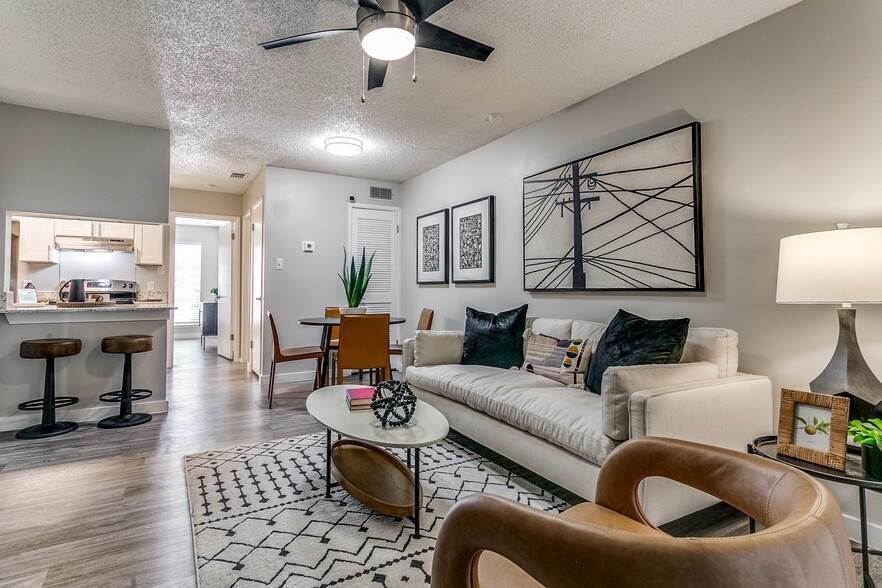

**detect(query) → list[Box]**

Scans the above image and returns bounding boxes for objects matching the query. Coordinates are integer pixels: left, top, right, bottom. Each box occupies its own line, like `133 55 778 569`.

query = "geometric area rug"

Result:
184 432 569 587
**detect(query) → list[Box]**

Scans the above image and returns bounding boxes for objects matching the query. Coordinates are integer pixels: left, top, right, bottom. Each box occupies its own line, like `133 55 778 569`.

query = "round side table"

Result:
750 435 882 588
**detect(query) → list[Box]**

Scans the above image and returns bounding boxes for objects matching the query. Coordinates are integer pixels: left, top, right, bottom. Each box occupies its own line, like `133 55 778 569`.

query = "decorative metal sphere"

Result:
371 380 416 428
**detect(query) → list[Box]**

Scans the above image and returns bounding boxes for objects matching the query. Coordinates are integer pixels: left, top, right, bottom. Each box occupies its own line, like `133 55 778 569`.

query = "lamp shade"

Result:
776 227 882 304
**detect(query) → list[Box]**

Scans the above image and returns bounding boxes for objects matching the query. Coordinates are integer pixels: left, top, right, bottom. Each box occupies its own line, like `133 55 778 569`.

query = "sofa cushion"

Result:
527 318 574 340
600 361 720 440
407 364 619 466
461 305 528 369
680 327 739 378
522 329 591 388
570 320 606 343
413 330 464 367
587 310 690 394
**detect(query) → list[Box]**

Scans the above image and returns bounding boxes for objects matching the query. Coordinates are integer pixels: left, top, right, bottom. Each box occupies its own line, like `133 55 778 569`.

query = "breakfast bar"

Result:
0 303 173 433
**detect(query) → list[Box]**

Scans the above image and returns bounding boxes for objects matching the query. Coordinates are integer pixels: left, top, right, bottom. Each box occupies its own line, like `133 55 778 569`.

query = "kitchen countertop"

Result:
1 303 175 324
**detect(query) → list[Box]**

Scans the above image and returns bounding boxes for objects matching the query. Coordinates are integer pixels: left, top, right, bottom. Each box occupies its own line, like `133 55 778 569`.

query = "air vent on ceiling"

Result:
370 186 392 201
230 172 248 179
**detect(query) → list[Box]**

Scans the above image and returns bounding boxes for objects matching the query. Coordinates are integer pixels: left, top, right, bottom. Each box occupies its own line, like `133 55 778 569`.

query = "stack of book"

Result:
346 387 375 412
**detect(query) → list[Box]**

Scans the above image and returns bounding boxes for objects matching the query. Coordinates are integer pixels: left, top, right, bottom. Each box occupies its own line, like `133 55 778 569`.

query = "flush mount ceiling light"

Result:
324 136 363 157
259 0 493 96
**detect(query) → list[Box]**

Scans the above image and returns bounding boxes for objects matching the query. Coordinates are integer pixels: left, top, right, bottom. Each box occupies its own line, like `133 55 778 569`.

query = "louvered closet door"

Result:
349 205 401 346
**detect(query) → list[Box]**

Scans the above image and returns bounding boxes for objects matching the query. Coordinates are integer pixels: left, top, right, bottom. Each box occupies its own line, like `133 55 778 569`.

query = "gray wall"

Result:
399 0 882 533
259 166 400 377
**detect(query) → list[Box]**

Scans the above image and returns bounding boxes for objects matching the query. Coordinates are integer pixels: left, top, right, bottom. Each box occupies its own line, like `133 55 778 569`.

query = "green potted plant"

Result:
848 419 882 476
338 246 375 314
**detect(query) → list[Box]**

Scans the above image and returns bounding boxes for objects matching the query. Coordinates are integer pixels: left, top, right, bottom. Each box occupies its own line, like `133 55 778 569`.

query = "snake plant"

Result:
338 247 376 308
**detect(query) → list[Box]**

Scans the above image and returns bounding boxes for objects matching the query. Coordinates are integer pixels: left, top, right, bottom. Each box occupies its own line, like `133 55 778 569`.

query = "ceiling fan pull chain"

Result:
361 52 367 103
412 25 418 83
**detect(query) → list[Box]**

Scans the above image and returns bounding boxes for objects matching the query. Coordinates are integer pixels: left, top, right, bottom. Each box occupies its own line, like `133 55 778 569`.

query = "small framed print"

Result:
776 388 850 470
451 195 495 284
17 289 37 304
416 208 449 285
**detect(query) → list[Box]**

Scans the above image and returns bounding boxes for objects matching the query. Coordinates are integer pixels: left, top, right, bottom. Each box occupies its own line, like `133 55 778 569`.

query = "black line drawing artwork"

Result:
522 122 703 291
423 224 440 271
416 208 449 285
459 214 483 269
452 195 495 284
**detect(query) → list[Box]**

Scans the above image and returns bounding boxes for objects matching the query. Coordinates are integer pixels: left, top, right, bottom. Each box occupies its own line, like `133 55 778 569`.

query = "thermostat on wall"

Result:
302 241 315 253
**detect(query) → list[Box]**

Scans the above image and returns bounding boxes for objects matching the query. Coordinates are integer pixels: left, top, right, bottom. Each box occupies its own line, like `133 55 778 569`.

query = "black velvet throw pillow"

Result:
586 309 690 395
461 304 528 369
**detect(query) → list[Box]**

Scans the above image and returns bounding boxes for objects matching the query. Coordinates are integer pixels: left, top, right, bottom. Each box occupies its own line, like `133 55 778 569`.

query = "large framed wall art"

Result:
416 208 449 284
522 122 704 292
452 195 495 284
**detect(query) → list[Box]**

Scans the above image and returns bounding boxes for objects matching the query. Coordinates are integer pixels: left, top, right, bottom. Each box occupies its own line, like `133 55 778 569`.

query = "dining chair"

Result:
267 311 324 409
334 314 392 386
390 308 434 357
324 306 341 385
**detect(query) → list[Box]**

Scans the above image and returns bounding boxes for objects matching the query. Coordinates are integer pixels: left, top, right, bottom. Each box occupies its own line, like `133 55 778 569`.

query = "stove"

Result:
59 279 138 303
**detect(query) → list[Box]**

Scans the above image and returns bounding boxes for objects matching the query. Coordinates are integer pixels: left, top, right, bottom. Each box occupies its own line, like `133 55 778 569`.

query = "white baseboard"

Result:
842 513 882 550
264 370 315 387
0 399 169 432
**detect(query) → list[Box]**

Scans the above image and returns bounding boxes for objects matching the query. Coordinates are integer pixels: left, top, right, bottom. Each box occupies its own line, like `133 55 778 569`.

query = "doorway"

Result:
169 213 240 365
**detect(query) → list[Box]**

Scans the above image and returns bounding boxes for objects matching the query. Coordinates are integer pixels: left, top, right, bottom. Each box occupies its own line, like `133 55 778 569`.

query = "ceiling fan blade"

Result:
403 0 455 22
260 28 356 50
415 22 494 61
367 58 388 90
356 0 384 10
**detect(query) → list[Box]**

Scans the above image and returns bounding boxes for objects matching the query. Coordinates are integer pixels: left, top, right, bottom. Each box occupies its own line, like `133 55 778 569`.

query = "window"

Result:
174 242 202 325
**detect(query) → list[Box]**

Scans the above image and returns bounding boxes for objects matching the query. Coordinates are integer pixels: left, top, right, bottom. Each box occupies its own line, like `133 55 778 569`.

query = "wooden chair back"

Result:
267 311 283 361
337 314 391 380
325 306 341 344
417 308 434 331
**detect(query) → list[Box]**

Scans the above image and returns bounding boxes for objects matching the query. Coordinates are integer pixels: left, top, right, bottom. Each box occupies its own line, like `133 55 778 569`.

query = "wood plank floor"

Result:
0 339 756 587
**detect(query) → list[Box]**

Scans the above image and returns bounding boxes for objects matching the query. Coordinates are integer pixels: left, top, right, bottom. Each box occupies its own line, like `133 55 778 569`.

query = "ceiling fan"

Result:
260 0 494 94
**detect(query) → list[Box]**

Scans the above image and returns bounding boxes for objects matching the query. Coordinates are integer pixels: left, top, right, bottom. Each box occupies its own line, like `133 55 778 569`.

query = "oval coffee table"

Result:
306 384 449 538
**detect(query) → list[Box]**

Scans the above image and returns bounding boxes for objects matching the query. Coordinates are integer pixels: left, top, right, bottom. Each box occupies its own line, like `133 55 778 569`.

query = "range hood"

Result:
55 235 134 252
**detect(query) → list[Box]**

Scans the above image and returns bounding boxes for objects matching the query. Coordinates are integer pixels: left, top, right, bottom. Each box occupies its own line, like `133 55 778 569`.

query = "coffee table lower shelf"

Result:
330 439 423 518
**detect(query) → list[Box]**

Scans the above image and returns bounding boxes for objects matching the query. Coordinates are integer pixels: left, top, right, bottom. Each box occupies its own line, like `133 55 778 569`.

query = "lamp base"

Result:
810 307 882 420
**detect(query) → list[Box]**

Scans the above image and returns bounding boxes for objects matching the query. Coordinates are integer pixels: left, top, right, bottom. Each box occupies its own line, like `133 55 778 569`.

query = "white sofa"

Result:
403 317 774 524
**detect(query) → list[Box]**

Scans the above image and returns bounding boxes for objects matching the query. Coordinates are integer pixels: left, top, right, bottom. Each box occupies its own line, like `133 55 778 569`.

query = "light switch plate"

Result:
302 241 315 253
147 281 155 290
275 258 284 270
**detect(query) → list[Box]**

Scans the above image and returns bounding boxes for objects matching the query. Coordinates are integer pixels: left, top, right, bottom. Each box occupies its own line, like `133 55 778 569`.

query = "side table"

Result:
750 435 882 588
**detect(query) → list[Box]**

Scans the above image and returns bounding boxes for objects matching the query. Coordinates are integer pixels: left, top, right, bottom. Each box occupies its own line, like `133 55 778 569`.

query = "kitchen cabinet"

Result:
54 219 94 237
98 222 134 239
134 224 164 266
19 217 59 263
54 220 134 239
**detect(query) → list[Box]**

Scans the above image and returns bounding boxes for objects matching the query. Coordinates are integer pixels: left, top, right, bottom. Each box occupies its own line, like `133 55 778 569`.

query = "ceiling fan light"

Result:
324 136 363 157
361 27 415 61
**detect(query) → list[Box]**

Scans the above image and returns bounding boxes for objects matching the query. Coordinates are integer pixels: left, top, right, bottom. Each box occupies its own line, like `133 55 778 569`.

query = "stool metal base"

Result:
16 421 78 439
98 413 152 428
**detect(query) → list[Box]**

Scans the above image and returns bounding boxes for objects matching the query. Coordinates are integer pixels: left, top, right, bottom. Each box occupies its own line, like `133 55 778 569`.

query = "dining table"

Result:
299 315 406 387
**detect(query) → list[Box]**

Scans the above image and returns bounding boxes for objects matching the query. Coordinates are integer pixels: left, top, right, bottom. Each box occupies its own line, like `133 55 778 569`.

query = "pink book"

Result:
346 387 375 402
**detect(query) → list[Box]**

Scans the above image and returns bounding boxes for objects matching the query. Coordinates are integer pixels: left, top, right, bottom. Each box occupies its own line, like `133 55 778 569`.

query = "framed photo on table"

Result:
416 208 449 285
451 195 495 284
776 388 849 470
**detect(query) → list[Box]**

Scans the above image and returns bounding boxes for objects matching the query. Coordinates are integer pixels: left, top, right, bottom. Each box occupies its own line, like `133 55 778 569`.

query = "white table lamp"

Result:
776 225 882 411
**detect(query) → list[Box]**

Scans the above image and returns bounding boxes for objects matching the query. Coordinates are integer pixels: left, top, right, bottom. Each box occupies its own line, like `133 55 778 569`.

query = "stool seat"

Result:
20 338 82 359
101 335 154 354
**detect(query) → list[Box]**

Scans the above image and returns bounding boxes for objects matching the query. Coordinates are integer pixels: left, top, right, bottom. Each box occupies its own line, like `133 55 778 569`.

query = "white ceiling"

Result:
0 0 801 194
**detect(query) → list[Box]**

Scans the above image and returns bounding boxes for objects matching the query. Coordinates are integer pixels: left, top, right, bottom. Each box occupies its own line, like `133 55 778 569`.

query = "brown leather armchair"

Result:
432 437 857 588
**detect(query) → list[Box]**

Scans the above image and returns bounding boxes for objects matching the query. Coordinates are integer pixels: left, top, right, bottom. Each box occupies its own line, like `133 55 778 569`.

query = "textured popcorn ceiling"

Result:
0 0 801 193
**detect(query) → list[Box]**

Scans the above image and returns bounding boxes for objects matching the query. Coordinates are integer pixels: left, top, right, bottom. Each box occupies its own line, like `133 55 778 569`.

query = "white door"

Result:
216 221 233 360
250 202 264 376
242 210 252 366
349 205 400 343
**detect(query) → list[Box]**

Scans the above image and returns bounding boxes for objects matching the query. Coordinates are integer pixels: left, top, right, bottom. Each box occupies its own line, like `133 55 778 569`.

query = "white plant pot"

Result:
339 306 367 315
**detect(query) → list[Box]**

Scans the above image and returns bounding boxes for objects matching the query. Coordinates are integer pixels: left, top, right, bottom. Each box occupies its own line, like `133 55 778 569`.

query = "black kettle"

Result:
60 279 86 302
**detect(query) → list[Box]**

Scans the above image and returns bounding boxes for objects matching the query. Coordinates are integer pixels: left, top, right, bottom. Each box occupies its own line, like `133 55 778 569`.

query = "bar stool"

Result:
16 338 82 439
98 335 154 428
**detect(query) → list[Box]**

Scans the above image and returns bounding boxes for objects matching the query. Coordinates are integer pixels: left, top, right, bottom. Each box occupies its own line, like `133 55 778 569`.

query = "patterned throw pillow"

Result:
522 329 591 388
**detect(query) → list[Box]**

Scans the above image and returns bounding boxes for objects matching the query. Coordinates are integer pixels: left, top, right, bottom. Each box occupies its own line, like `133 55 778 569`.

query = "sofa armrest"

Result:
403 338 416 374
628 375 774 452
